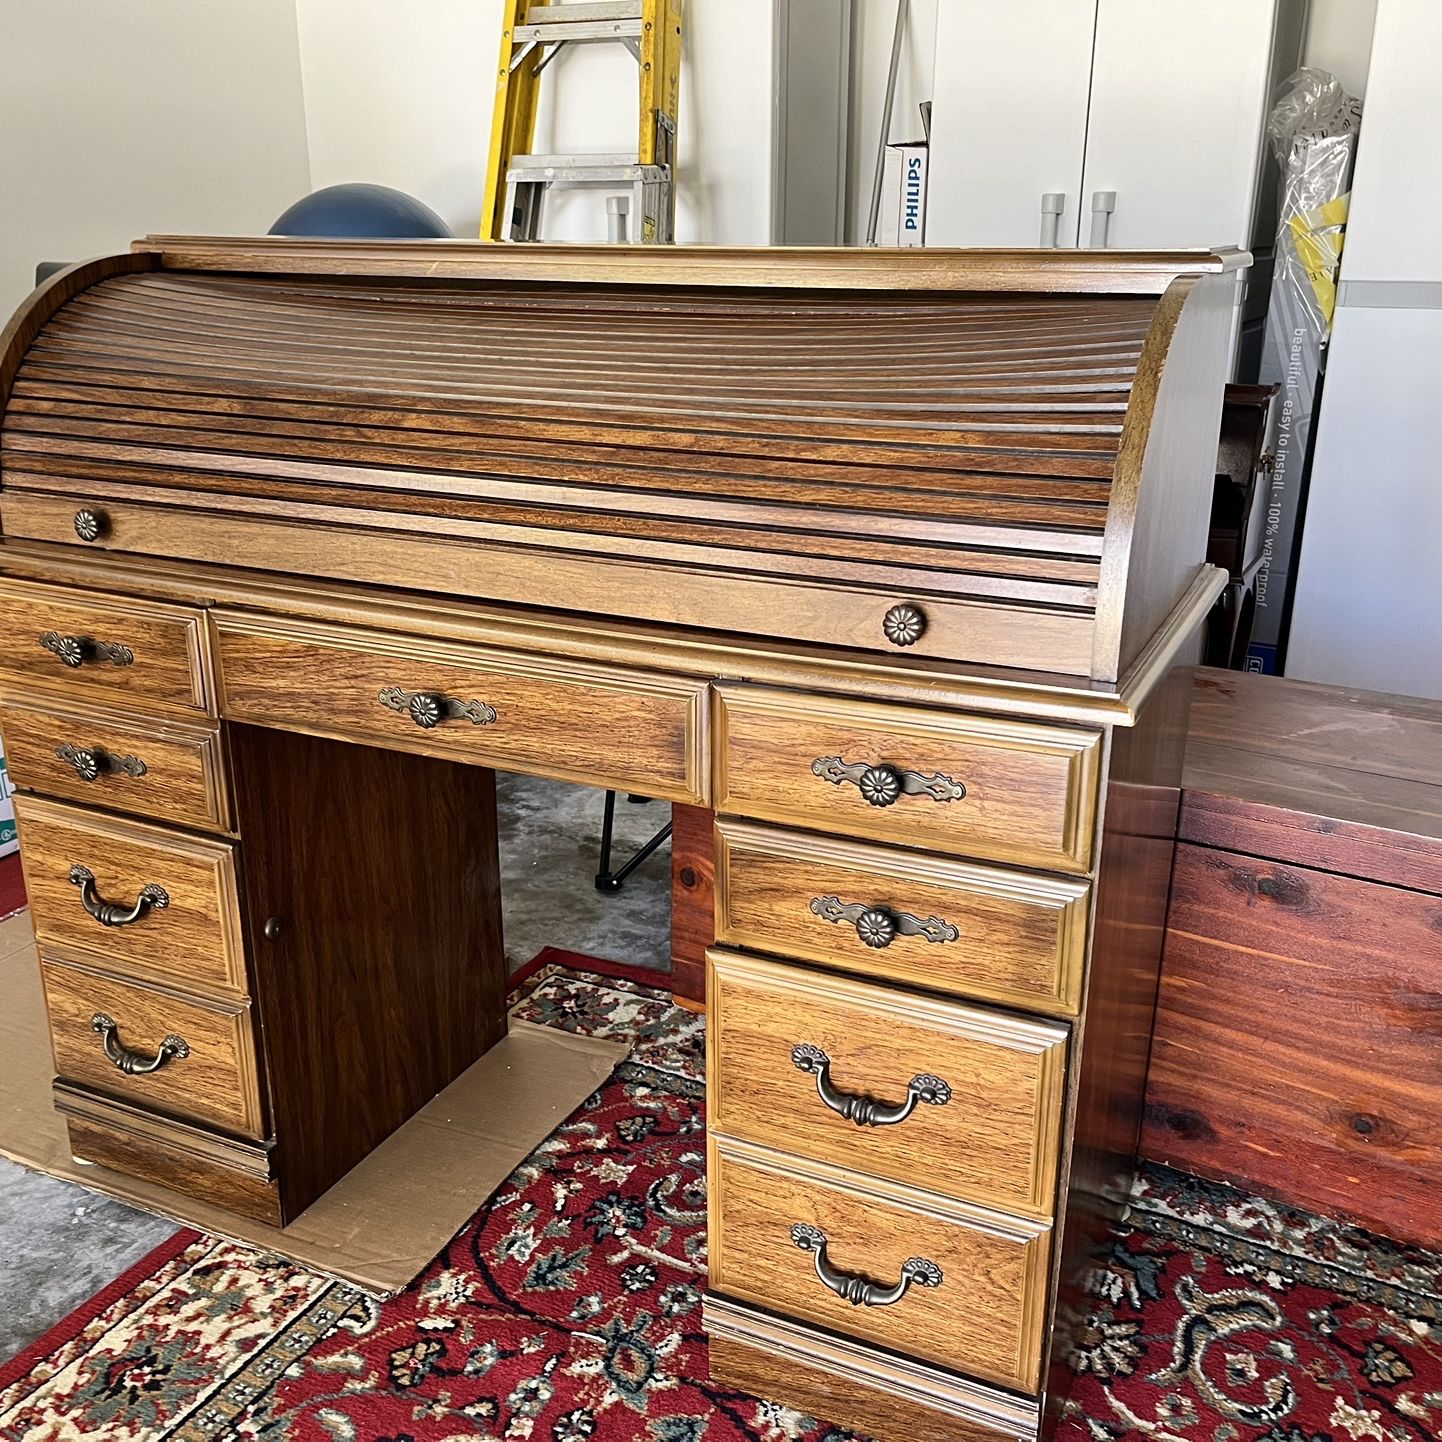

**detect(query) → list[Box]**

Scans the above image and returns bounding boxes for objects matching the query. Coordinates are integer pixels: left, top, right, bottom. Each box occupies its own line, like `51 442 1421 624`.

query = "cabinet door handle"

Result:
39 632 135 669
90 1012 189 1075
378 687 497 729
56 744 148 782
812 758 966 807
790 1223 943 1307
1089 190 1116 248
1039 192 1065 247
791 1043 952 1127
68 865 169 927
809 896 958 949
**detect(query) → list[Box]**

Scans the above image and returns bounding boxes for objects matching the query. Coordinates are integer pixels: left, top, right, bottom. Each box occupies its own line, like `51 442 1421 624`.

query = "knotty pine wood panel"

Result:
708 1136 1052 1393
715 820 1090 1014
0 575 213 715
707 951 1068 1218
715 687 1102 873
1143 843 1442 1249
0 694 230 831
14 795 246 995
211 610 707 805
40 953 265 1139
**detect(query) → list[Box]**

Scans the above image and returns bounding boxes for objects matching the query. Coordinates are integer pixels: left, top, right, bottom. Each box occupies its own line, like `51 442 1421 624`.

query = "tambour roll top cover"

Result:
0 239 1243 684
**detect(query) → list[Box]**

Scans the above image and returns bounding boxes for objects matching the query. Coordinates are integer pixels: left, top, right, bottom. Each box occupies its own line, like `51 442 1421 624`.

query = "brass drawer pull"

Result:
56 744 148 783
90 1012 189 1075
74 508 108 543
39 631 135 669
68 865 170 927
378 686 497 730
812 758 966 808
809 896 959 949
790 1223 943 1307
791 1043 952 1127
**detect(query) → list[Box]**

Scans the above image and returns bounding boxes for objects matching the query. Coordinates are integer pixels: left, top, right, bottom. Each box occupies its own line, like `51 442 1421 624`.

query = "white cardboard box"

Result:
878 141 930 247
0 739 16 859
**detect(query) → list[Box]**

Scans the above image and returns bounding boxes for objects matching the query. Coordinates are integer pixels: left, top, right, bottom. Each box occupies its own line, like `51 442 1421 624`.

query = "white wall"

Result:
0 0 311 319
294 0 774 244
1300 0 1377 98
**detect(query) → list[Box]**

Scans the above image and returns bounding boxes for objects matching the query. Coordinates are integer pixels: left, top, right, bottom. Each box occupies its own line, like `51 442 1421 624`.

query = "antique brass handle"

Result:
812 758 966 808
38 632 134 669
56 744 148 783
790 1223 943 1307
791 1043 952 1127
378 687 497 730
69 865 169 927
809 896 958 949
881 603 926 647
73 508 108 543
90 1013 189 1075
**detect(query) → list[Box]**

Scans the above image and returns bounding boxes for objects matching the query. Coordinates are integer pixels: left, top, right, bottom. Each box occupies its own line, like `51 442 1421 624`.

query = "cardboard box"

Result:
0 923 627 1295
877 102 931 247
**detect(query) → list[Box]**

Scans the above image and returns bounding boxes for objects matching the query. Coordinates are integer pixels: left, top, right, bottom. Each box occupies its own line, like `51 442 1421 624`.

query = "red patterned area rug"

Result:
0 853 25 922
3 949 1442 1442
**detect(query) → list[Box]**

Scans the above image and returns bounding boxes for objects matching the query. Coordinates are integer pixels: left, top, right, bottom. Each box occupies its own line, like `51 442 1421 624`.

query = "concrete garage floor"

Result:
0 772 673 1362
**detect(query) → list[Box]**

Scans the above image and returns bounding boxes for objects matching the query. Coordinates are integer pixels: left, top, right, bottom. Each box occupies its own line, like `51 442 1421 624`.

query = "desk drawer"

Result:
0 577 212 715
15 796 246 994
212 612 709 805
0 695 229 831
716 687 1101 873
40 954 265 1139
708 951 1067 1217
709 1136 1051 1393
716 821 1090 1014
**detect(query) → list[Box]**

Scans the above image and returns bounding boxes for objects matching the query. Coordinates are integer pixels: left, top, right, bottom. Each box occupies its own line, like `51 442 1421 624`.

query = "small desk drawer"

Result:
709 1136 1051 1393
15 796 247 994
708 951 1067 1218
0 577 212 715
0 695 230 831
716 821 1090 1014
212 612 709 805
716 687 1101 873
40 954 265 1139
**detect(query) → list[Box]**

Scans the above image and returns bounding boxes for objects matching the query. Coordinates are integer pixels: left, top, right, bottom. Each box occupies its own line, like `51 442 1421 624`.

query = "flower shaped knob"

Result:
407 692 444 728
882 603 926 647
73 509 106 543
854 908 897 949
857 764 902 808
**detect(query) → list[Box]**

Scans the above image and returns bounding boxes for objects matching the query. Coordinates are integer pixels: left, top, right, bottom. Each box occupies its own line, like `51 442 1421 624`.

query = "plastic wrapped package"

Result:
1249 69 1362 674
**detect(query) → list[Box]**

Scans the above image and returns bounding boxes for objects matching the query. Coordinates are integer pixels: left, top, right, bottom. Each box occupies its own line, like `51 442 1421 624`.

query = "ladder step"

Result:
508 153 669 184
522 1 643 21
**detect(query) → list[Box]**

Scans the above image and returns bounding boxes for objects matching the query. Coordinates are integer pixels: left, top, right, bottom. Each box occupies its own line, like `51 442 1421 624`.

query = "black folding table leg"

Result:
595 789 672 894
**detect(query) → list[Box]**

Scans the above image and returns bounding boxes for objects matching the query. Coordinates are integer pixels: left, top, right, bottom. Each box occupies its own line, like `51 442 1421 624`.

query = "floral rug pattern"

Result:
3 949 1441 1442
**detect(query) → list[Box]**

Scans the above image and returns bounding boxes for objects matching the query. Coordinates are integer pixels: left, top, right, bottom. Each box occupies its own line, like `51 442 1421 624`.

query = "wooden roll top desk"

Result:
0 238 1238 1442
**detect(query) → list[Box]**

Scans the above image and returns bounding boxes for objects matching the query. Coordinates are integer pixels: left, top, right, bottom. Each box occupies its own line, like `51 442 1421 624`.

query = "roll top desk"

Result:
0 238 1237 1441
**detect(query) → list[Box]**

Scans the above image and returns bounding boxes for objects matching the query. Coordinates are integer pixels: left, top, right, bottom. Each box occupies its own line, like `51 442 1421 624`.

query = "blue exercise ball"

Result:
270 183 451 239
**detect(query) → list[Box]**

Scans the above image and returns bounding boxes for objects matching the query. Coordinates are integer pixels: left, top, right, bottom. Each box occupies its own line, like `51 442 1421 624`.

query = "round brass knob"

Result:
74 509 106 543
407 693 444 728
857 764 902 808
882 603 926 647
855 908 897 948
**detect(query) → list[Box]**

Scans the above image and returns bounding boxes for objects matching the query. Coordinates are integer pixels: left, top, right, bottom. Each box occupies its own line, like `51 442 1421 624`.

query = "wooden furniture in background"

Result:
0 239 1238 1442
1144 668 1442 1249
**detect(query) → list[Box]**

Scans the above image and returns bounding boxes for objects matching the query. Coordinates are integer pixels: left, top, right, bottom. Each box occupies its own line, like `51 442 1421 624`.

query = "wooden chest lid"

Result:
0 240 1244 681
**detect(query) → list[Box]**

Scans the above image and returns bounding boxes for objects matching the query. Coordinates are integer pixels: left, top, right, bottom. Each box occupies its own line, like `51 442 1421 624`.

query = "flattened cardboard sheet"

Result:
0 930 627 1296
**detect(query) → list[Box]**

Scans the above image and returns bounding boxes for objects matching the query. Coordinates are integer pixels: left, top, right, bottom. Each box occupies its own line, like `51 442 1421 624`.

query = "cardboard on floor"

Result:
0 938 627 1296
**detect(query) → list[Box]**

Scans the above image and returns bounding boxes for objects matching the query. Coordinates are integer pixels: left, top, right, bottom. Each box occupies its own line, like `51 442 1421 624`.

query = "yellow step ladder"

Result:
482 0 683 243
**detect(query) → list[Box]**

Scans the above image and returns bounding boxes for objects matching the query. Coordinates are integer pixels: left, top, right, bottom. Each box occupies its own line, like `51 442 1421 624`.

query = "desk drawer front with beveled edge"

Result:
715 687 1101 873
211 611 709 806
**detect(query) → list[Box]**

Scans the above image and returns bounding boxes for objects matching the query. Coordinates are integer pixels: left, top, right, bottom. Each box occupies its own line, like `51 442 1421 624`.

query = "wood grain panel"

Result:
705 1297 1040 1442
14 795 245 994
211 610 709 806
715 820 1090 1014
715 687 1101 872
56 1082 279 1226
708 1135 1052 1393
0 575 212 714
40 952 264 1138
0 693 229 831
1143 843 1442 1249
669 803 714 1007
707 950 1068 1217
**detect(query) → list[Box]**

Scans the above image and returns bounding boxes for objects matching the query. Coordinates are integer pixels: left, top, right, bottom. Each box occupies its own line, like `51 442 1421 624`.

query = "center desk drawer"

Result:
15 796 247 995
0 577 213 715
39 954 265 1139
709 951 1067 1217
716 687 1101 873
717 821 1090 1015
212 613 709 805
710 1135 1052 1393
